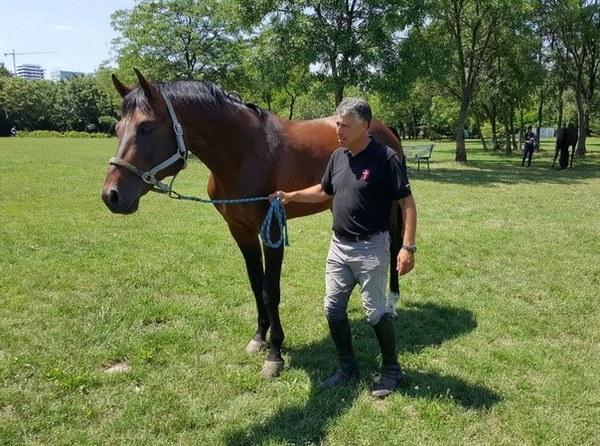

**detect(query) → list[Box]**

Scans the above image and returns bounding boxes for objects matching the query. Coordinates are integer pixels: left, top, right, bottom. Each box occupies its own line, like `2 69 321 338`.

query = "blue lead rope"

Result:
260 198 288 249
167 187 289 249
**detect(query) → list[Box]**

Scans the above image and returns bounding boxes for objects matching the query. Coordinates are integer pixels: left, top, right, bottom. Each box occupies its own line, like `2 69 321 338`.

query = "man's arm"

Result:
396 194 417 275
269 184 330 205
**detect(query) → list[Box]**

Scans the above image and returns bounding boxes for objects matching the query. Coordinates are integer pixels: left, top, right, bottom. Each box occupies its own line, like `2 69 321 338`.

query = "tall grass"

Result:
0 137 599 445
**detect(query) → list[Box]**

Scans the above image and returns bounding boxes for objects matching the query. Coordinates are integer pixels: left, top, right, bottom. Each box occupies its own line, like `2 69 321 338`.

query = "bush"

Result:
18 130 64 138
19 130 111 138
63 131 110 138
98 116 118 134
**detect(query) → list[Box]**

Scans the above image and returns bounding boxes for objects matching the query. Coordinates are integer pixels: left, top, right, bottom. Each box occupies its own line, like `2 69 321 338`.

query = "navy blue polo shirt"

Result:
321 138 411 237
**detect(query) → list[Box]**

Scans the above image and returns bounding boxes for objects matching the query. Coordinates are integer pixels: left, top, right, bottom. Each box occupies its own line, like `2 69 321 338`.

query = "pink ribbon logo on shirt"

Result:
360 169 370 181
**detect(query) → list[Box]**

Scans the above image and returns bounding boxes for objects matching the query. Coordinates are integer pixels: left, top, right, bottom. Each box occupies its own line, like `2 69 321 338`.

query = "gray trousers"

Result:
324 231 390 325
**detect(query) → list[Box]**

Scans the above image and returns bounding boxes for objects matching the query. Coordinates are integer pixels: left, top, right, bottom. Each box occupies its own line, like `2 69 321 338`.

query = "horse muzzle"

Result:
101 185 141 214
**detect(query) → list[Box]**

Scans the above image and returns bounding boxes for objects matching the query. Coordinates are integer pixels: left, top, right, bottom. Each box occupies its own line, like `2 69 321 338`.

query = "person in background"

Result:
522 126 536 167
269 98 417 398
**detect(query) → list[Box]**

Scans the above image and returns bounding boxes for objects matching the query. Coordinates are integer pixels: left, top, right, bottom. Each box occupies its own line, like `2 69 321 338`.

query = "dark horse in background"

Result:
101 70 406 378
553 125 578 169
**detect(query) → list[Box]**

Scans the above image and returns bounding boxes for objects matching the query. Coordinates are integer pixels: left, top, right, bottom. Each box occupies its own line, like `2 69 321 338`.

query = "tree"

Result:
0 77 54 131
237 0 419 106
0 63 11 78
238 19 313 119
111 0 244 85
52 76 115 132
373 20 448 126
539 0 600 156
384 80 437 140
0 64 13 134
425 0 518 162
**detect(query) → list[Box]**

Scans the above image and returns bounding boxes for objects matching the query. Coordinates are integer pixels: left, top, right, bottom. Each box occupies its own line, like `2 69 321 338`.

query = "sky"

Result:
0 0 137 78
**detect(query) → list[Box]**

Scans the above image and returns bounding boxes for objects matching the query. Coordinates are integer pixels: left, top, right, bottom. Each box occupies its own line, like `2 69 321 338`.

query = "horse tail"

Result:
380 124 404 295
385 125 407 166
389 201 403 296
387 125 400 140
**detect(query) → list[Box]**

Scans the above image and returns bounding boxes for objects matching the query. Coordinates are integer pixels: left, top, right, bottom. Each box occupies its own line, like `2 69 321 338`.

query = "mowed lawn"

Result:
0 136 599 445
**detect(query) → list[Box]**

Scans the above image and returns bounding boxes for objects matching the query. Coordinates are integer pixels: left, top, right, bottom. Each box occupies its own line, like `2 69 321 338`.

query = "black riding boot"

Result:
371 313 403 398
320 317 359 388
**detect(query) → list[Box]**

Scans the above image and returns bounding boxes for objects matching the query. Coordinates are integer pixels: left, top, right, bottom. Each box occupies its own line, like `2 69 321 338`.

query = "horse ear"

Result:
112 74 131 98
134 68 158 100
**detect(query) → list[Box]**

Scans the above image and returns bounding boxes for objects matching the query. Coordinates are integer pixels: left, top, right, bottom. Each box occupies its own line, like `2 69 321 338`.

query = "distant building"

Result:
537 127 555 138
50 70 85 81
15 64 44 80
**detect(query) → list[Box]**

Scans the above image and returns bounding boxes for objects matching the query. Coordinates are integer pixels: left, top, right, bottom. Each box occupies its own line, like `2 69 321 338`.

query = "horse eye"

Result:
138 124 153 135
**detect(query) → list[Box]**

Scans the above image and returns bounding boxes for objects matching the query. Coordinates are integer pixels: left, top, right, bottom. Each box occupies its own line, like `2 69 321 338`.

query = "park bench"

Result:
402 144 434 172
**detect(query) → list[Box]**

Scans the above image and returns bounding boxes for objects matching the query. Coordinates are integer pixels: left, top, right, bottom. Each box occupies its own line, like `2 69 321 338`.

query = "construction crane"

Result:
3 49 58 74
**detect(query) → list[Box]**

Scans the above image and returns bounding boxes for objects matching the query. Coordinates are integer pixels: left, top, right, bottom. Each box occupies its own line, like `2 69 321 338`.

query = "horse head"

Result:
101 69 188 214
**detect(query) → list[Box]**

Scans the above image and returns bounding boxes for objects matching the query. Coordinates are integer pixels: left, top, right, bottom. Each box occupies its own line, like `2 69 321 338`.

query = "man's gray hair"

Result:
337 98 372 123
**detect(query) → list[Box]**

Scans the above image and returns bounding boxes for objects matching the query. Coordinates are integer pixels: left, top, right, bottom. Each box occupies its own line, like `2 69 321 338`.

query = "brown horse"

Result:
101 69 405 378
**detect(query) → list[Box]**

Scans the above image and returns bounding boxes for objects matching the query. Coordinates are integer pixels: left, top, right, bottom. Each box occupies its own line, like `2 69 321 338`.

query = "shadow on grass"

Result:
407 152 600 187
224 302 499 446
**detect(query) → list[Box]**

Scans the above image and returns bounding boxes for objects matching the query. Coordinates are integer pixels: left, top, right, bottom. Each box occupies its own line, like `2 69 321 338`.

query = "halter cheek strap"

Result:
108 91 188 193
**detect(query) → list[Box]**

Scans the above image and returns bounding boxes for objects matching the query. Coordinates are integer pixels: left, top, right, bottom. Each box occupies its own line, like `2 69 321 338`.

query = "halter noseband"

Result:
108 91 188 193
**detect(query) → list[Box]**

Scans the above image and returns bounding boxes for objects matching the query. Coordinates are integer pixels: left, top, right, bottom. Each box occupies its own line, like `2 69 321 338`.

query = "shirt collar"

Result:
344 137 376 158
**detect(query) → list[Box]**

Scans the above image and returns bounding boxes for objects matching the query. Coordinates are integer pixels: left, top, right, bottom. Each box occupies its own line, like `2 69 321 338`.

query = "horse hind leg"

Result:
559 145 569 170
570 145 576 168
552 147 560 168
388 242 400 318
389 231 400 296
387 203 402 317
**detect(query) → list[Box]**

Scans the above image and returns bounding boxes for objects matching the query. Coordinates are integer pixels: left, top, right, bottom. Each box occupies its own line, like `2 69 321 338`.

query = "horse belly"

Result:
285 201 332 220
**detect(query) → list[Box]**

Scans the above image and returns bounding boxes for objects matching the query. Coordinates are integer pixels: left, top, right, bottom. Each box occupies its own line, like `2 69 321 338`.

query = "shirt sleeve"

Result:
321 154 335 196
387 152 412 200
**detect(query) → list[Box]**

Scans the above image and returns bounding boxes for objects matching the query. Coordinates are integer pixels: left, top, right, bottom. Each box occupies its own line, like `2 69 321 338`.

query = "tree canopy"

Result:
3 0 600 163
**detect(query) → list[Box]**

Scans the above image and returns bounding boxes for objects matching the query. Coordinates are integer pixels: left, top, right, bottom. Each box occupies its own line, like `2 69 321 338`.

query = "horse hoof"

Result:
245 339 267 354
260 360 284 379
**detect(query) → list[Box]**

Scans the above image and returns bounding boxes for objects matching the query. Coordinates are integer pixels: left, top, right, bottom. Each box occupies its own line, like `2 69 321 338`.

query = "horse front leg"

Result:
237 242 270 354
259 244 285 378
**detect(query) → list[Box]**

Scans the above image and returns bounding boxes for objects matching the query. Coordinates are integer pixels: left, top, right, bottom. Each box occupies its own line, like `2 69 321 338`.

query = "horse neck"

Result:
180 105 259 179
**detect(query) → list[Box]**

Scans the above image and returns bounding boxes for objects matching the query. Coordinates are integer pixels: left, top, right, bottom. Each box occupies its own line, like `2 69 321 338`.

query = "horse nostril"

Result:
109 189 120 206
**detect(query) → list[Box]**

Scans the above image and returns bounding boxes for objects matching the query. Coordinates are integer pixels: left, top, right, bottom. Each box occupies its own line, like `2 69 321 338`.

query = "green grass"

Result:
0 137 599 445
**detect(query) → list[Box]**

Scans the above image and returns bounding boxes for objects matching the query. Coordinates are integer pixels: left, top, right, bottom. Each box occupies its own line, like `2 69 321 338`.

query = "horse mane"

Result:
122 79 262 116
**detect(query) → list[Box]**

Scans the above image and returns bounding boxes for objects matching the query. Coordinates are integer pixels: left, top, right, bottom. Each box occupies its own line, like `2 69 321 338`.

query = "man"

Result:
269 98 417 398
522 125 536 167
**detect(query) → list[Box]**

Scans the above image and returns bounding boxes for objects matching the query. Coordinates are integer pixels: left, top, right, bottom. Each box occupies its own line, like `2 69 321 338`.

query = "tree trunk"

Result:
519 107 525 152
410 108 417 140
455 104 469 163
287 95 296 120
476 118 488 150
334 79 344 107
510 105 518 153
557 83 564 130
503 111 512 155
491 117 498 150
575 88 586 156
536 90 544 143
